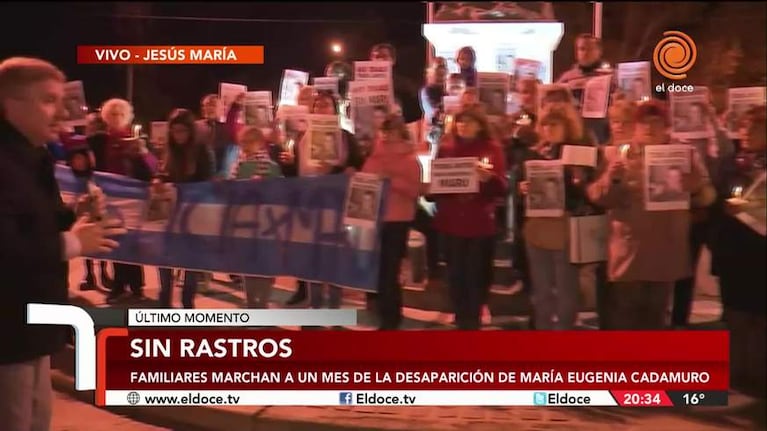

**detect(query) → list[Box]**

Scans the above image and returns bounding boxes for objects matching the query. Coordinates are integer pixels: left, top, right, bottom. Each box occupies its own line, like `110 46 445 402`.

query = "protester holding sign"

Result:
369 43 422 124
156 108 213 309
556 33 612 145
587 101 712 330
228 126 287 309
99 98 155 303
517 108 590 330
708 105 766 396
362 114 421 329
456 46 477 88
432 106 507 329
196 94 237 179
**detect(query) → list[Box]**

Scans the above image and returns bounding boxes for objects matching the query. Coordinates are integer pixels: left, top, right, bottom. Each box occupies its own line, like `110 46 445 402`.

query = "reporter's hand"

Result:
70 216 128 255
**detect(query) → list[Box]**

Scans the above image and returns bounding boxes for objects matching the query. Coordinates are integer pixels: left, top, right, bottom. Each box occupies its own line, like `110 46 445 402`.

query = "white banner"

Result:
105 390 618 407
429 157 479 194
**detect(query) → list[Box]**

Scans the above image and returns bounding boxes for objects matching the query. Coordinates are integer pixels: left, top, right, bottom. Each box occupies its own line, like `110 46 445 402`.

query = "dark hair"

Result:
381 113 410 140
165 108 206 181
575 33 602 49
201 94 218 105
544 87 572 104
456 46 476 66
313 90 338 114
453 106 492 141
167 109 197 145
370 43 396 61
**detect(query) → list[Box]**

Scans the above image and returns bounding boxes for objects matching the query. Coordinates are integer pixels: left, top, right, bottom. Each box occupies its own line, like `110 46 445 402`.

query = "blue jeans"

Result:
309 283 342 309
526 245 580 330
159 268 200 309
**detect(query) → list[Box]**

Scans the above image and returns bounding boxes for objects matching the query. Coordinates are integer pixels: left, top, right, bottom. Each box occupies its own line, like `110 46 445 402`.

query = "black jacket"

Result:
1 119 75 364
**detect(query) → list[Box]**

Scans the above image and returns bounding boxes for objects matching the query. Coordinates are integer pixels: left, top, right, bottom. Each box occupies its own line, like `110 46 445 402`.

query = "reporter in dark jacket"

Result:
0 57 124 431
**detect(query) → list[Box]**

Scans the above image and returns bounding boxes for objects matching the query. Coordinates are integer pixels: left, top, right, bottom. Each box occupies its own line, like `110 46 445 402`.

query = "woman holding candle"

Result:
99 98 156 303
516 108 591 330
708 105 766 396
433 106 508 329
587 101 713 330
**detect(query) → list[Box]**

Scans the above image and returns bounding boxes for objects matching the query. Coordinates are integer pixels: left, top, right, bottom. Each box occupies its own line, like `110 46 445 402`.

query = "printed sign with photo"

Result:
643 144 692 211
312 76 340 97
300 114 343 176
429 157 479 194
477 72 510 117
561 145 598 167
495 45 516 73
219 82 247 123
443 95 461 115
354 60 394 105
525 159 565 218
513 58 542 83
581 74 612 119
726 87 767 138
278 69 309 106
63 81 88 126
244 91 273 128
343 172 383 228
349 80 392 153
150 121 168 150
617 61 652 102
275 104 309 143
670 86 712 140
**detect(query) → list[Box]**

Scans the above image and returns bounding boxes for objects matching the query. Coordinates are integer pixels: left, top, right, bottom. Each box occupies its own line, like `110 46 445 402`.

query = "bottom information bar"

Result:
106 390 620 407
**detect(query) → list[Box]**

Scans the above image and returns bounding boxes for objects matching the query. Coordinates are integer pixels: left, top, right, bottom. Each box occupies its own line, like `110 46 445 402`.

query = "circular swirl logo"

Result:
653 31 697 80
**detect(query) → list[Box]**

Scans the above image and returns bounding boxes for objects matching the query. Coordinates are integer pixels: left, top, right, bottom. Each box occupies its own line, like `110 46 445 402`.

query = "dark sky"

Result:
0 2 427 122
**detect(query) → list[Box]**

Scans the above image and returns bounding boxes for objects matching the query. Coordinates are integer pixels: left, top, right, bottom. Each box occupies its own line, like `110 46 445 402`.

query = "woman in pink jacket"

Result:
362 114 421 329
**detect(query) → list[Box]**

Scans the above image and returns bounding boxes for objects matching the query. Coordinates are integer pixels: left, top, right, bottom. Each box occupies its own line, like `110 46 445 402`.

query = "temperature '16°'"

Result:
682 392 705 405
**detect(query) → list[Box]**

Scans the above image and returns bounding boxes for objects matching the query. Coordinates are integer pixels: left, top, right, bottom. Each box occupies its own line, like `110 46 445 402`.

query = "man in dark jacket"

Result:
369 43 423 124
0 57 125 431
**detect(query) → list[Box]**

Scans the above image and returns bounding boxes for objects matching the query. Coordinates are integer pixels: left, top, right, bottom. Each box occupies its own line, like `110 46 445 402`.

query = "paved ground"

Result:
54 254 765 431
66 259 723 331
52 391 169 431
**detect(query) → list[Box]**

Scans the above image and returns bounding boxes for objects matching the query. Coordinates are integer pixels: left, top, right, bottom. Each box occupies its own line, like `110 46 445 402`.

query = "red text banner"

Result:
76 46 264 64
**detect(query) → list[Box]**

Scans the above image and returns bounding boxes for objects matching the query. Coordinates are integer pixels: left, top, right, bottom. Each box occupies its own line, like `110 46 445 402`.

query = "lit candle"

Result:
619 144 630 159
286 138 295 153
133 124 142 138
640 96 650 103
598 62 612 72
732 185 743 198
481 157 490 165
516 113 531 126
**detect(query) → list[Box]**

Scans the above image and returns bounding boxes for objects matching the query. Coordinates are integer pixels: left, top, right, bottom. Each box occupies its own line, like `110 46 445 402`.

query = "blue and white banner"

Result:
55 165 385 292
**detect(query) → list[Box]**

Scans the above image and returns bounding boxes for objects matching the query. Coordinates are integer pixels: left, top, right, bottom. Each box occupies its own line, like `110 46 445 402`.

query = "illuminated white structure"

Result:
423 22 564 83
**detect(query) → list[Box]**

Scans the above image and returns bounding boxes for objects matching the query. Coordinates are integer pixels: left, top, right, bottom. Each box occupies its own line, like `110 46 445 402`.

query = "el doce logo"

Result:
653 31 697 80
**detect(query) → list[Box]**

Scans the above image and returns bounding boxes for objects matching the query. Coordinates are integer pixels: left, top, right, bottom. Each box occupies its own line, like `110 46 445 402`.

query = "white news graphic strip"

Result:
128 309 358 327
27 304 96 391
105 390 618 406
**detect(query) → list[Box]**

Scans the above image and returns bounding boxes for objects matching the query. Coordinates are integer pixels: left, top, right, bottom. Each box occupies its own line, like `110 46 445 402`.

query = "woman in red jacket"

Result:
433 106 508 329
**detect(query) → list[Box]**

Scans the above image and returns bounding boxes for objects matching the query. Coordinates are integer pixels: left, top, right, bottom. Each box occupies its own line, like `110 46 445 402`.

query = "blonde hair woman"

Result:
517 108 591 330
98 97 156 304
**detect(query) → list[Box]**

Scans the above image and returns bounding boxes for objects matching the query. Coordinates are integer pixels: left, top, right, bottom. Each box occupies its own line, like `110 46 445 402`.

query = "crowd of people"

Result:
1 32 765 428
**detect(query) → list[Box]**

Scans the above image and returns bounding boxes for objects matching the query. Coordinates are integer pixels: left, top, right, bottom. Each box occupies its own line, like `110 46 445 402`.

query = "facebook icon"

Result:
339 392 353 405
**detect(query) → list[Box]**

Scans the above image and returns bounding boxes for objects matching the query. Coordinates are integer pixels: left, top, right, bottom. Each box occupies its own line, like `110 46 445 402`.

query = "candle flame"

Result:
619 144 630 158
732 186 743 198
